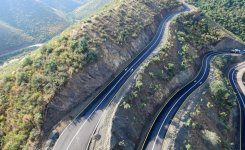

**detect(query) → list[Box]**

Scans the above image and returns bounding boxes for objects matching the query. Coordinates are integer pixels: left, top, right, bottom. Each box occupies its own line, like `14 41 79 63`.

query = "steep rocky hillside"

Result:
0 0 183 149
91 11 244 149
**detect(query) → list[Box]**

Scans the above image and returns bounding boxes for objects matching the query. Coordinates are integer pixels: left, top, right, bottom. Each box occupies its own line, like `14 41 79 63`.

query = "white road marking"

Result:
54 8 190 150
85 112 104 150
151 54 213 150
85 89 129 150
228 63 245 150
229 65 245 107
60 10 174 150
65 69 129 150
150 57 244 150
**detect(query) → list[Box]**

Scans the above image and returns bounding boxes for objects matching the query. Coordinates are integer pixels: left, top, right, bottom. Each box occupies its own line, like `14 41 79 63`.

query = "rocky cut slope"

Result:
0 0 184 149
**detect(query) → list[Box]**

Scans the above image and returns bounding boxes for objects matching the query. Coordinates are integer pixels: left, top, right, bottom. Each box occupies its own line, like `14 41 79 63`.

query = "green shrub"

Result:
47 60 58 72
189 0 245 40
40 46 53 55
22 57 33 67
210 80 228 99
186 144 191 150
70 40 79 50
79 37 89 53
47 48 53 54
184 118 192 127
34 59 43 68
31 75 44 90
40 46 47 54
86 51 97 63
116 29 128 44
16 72 29 85
3 82 12 93
167 63 174 71
135 80 143 90
166 63 175 76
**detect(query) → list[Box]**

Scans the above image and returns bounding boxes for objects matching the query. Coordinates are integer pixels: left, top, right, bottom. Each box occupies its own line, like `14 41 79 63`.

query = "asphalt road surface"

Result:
53 4 191 150
228 63 245 150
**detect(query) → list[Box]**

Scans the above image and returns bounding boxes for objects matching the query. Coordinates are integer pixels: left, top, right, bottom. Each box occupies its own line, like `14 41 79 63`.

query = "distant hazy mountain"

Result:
73 0 112 20
39 0 90 12
0 21 34 55
0 0 69 42
0 0 111 54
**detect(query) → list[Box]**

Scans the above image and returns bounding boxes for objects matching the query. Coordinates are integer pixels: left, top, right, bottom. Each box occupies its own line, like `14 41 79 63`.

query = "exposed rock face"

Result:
42 0 184 141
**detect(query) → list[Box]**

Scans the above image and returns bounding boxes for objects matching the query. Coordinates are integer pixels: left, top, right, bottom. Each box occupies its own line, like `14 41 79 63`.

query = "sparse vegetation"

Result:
175 12 224 68
118 140 126 147
185 143 191 150
123 12 226 105
174 55 240 150
184 118 192 127
211 56 236 123
165 63 175 76
121 102 131 110
201 129 221 146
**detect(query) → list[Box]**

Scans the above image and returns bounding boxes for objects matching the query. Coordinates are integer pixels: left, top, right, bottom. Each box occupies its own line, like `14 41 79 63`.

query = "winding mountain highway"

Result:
141 51 220 150
228 63 245 150
53 4 191 150
141 53 244 150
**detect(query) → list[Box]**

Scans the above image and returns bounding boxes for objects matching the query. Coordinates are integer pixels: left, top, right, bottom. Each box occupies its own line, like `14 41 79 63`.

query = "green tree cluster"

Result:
189 0 245 40
175 12 224 68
